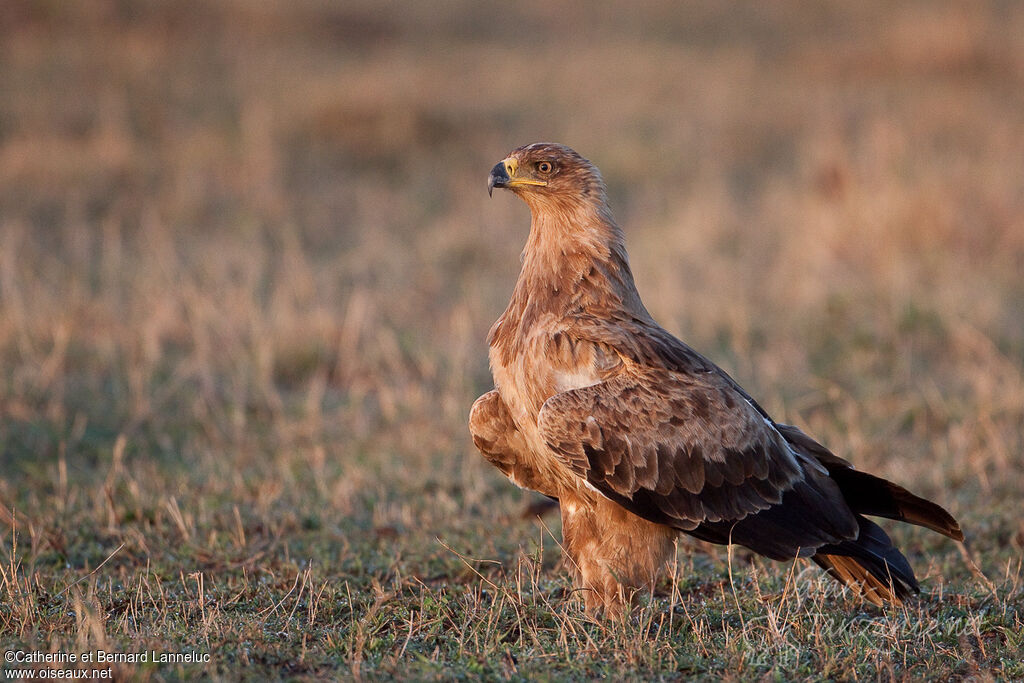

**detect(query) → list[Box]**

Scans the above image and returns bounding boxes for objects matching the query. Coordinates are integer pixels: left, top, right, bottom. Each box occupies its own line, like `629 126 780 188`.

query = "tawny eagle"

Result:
470 142 963 617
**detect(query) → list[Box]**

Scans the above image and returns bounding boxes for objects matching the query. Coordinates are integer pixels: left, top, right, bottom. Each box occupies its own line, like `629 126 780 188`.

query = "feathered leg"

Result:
560 495 677 618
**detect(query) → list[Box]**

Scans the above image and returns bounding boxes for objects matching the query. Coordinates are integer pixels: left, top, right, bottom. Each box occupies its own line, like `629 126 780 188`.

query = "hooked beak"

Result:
487 161 509 197
487 156 548 197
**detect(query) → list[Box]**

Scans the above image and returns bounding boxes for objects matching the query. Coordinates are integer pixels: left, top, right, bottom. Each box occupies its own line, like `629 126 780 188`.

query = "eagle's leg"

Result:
469 390 555 495
560 495 677 619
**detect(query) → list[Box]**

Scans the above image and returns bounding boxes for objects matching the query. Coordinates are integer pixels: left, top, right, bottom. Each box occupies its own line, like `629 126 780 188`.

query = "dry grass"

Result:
1 0 1022 679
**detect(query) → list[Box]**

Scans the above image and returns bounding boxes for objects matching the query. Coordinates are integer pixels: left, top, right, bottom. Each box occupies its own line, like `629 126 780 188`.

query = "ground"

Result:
0 1 1022 680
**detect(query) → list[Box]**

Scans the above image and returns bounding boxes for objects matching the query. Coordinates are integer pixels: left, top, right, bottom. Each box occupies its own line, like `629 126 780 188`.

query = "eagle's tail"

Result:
774 423 964 604
811 466 964 605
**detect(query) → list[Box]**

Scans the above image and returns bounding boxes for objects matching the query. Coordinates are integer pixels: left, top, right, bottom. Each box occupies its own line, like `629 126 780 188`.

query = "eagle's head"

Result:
487 143 606 207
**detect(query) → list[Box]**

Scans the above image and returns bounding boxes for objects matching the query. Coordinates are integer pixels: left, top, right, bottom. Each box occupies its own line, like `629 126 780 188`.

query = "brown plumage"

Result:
470 142 964 617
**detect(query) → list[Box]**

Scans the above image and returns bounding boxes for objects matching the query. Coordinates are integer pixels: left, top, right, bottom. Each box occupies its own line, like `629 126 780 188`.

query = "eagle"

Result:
469 142 964 618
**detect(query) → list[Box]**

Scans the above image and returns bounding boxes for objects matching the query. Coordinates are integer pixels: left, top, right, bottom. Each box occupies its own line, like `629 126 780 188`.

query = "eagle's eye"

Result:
536 161 553 174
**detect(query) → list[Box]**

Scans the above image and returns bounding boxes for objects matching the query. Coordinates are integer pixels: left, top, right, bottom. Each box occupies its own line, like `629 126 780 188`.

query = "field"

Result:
1 0 1023 679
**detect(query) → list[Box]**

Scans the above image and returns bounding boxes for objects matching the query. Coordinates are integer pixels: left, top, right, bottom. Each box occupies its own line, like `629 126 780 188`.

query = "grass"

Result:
1 0 1023 679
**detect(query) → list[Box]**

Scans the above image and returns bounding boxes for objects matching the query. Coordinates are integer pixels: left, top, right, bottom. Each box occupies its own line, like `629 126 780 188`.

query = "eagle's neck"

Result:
492 199 651 351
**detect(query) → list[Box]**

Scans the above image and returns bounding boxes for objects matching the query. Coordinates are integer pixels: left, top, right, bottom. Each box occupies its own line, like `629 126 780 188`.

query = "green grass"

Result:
1 0 1023 680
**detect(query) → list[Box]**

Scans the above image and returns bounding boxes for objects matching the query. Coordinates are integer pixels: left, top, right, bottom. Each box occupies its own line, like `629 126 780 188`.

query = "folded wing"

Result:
538 371 852 538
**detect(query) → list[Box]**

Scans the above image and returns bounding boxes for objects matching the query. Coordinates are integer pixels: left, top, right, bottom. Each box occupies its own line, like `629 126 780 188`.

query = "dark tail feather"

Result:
827 468 963 542
775 424 964 604
813 516 919 605
810 466 962 605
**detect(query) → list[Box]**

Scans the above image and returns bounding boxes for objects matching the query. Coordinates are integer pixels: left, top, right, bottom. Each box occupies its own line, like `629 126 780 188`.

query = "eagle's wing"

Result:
470 389 559 497
538 370 811 531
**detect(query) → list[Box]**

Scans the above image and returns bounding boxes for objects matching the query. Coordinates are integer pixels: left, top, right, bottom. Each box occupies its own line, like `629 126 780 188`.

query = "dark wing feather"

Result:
686 467 863 559
537 371 808 530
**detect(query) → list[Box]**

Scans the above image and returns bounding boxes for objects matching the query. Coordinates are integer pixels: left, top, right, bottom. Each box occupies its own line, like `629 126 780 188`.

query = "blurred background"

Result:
1 0 1022 602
